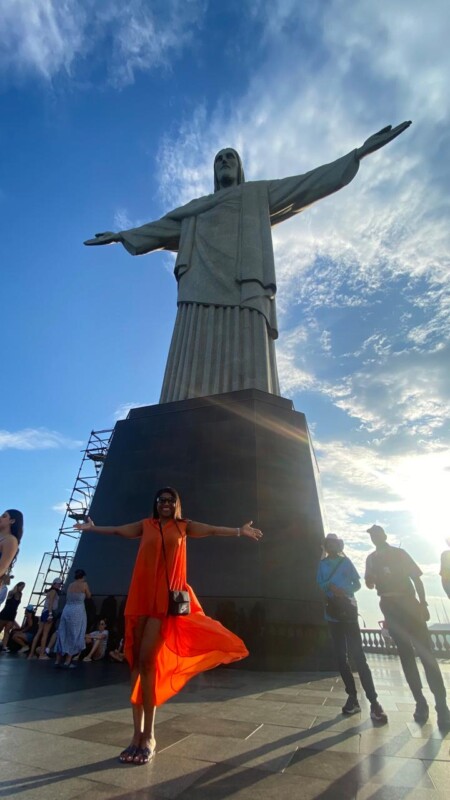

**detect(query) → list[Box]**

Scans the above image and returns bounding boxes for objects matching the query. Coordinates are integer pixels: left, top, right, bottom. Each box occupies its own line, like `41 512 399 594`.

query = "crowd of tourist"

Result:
1 499 450 767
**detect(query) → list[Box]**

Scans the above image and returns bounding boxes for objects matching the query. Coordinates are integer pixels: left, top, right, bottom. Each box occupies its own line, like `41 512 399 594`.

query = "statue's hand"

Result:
356 121 412 160
84 231 120 246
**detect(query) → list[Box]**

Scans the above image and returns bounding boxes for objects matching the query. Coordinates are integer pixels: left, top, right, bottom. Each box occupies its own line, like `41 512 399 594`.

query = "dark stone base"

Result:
72 390 331 669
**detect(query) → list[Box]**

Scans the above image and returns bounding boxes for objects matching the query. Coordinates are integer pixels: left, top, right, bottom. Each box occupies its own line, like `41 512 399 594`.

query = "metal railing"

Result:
361 628 450 657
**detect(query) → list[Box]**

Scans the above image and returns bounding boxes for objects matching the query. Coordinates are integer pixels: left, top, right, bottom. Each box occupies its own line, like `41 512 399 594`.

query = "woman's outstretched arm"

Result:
187 520 262 541
74 518 144 539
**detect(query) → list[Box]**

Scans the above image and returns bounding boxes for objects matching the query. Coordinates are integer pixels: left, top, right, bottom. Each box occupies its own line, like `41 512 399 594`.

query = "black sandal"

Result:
119 745 139 764
133 746 154 765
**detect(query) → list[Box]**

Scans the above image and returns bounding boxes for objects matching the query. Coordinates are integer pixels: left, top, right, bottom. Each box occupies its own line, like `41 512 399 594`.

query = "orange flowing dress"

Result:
124 518 249 706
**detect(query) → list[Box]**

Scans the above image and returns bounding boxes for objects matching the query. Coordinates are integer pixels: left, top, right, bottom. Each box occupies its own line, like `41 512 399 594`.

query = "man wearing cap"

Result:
365 525 450 730
317 534 388 722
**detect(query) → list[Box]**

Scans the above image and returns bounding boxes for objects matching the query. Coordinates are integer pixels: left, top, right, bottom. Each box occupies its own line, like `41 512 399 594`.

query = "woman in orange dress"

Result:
75 486 262 765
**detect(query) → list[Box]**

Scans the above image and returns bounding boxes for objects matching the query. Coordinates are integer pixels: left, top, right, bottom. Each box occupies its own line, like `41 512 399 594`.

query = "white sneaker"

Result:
18 645 30 654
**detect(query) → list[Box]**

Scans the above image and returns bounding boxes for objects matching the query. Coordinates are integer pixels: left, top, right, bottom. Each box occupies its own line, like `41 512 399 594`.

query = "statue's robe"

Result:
119 151 359 402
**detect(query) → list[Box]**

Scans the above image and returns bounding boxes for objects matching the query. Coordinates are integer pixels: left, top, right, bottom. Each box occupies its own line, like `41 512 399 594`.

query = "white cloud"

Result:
0 0 86 81
0 0 207 87
0 428 82 450
52 501 68 514
113 208 135 231
113 401 150 421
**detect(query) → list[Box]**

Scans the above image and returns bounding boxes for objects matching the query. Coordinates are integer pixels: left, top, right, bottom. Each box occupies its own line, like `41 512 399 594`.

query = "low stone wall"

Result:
361 627 450 658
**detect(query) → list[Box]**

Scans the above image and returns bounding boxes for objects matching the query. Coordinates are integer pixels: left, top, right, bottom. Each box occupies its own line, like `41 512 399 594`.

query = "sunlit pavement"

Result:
0 654 449 799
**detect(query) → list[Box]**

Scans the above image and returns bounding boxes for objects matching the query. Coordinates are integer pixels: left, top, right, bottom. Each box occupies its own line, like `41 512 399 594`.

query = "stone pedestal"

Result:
72 390 330 668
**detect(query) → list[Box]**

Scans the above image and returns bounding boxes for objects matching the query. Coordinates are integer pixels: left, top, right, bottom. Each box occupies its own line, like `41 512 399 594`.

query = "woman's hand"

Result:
74 517 95 532
240 521 263 541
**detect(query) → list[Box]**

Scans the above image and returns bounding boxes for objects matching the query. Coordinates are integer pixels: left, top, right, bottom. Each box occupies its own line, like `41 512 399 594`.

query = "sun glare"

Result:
388 452 450 554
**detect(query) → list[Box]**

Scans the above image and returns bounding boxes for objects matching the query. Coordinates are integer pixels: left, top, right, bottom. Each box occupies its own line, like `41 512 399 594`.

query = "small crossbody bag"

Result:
158 520 190 616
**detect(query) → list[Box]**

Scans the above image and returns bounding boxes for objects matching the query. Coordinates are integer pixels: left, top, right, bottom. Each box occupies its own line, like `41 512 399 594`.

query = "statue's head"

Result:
214 148 245 192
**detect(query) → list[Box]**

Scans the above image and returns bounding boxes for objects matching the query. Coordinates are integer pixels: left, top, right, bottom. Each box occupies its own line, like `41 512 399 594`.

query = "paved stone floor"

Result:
0 654 449 799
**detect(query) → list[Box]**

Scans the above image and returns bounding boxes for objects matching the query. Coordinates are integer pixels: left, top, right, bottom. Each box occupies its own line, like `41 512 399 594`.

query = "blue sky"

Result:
1 0 449 626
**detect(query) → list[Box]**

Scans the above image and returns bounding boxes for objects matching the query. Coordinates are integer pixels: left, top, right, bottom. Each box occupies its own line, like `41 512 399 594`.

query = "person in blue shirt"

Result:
317 534 387 722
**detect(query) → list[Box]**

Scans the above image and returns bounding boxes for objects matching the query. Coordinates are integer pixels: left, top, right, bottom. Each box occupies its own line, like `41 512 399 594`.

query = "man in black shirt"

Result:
365 524 450 731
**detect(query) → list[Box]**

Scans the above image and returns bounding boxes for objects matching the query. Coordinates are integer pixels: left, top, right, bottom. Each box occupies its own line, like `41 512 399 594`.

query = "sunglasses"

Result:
157 497 176 505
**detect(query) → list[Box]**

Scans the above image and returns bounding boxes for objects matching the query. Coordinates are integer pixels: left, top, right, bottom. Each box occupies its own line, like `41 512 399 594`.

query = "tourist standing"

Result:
317 534 387 722
55 569 90 668
365 524 450 730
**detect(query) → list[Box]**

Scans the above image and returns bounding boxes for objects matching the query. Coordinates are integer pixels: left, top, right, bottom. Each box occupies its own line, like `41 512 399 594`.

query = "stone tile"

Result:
0 725 119 771
241 704 316 730
287 747 363 780
220 722 302 772
70 783 166 800
160 712 262 739
94 706 179 726
0 759 122 800
207 699 316 728
288 749 433 789
179 761 357 800
262 690 327 705
358 730 450 760
202 701 290 725
356 785 447 800
281 725 361 754
0 706 67 727
11 712 107 735
325 717 407 735
86 752 212 798
406 721 450 740
63 720 140 747
163 722 301 773
350 754 434 789
424 759 450 792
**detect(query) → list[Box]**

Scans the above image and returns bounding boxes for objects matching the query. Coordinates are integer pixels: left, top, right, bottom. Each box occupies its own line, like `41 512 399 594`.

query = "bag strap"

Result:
325 556 347 584
158 519 184 594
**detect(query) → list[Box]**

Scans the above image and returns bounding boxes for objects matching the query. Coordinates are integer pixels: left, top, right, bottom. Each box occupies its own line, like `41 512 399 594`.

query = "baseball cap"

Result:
25 604 35 612
366 524 386 536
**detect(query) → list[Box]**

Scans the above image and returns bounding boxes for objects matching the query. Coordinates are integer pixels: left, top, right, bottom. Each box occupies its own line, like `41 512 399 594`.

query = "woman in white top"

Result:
0 510 23 607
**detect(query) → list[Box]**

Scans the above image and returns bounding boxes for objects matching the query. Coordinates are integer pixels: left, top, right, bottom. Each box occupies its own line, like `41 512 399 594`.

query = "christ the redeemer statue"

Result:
85 122 410 403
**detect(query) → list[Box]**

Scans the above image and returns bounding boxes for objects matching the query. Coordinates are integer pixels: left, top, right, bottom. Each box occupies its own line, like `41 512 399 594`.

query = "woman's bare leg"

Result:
12 633 28 647
84 639 102 661
134 617 162 762
119 617 145 762
28 623 43 658
2 622 14 649
38 622 53 659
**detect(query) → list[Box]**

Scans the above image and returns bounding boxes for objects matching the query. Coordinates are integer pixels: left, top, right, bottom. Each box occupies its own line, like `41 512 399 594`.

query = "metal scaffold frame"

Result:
27 428 114 611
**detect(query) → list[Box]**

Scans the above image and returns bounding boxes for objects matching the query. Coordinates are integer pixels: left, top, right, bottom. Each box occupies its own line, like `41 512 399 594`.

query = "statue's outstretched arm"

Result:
84 232 120 246
356 121 412 161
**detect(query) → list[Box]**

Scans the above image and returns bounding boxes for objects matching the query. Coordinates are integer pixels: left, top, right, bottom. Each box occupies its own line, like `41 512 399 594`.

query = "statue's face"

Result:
214 149 239 188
